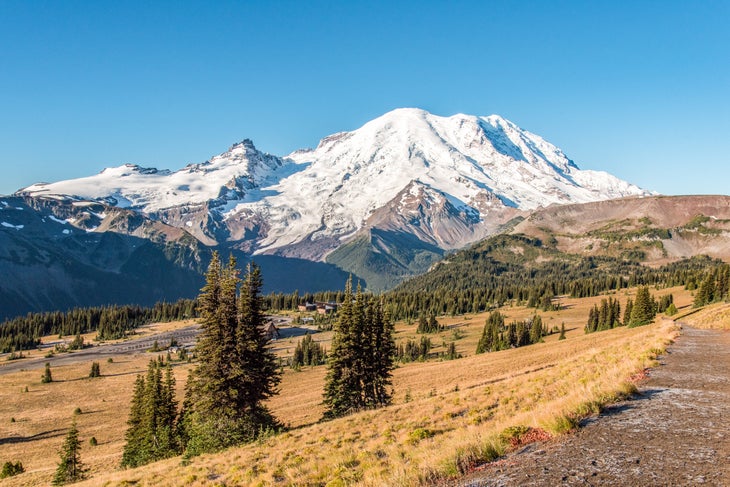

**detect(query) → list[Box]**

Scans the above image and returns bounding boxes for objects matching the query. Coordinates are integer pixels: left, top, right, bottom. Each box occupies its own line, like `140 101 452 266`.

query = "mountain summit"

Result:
20 108 648 251
14 108 651 291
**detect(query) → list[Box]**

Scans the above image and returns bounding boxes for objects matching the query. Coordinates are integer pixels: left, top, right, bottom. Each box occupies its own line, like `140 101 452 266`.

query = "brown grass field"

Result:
0 286 696 486
679 301 730 330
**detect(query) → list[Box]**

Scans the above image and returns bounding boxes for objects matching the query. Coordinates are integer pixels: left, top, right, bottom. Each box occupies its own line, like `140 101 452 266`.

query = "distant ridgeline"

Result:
0 299 197 353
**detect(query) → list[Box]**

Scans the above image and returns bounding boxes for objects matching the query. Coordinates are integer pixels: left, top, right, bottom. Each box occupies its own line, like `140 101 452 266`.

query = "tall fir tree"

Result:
322 276 356 419
42 362 53 383
121 374 146 467
52 418 87 485
181 255 281 456
629 286 656 327
476 312 504 353
623 298 634 326
121 359 179 468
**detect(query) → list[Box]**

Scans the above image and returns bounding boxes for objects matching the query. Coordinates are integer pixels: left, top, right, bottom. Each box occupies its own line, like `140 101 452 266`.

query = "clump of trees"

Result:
396 336 432 362
694 264 730 307
585 289 676 333
476 312 545 354
416 314 442 333
627 287 657 327
120 253 282 465
584 297 622 333
180 255 281 456
291 334 327 368
322 278 396 420
121 358 178 468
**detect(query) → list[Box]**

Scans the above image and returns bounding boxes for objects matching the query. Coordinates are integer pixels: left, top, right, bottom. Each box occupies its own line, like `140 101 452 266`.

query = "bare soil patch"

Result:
459 325 730 486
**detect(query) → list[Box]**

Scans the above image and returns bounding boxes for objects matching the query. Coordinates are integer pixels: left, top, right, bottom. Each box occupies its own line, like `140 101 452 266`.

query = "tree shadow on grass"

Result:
0 428 66 445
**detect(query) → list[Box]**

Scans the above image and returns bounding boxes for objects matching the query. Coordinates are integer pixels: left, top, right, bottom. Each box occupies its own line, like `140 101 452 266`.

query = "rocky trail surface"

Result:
459 325 730 486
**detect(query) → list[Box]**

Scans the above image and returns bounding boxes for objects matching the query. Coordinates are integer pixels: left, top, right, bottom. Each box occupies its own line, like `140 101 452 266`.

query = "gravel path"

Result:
459 326 730 486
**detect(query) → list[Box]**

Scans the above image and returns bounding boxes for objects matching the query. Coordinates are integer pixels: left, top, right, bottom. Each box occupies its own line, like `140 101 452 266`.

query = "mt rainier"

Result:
16 108 649 291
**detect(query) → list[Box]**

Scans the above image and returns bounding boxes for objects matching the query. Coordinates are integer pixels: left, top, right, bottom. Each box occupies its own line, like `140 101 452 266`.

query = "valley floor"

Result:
459 324 730 486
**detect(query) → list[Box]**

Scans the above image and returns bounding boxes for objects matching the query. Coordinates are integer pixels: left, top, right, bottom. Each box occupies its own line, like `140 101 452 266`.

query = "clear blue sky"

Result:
1 0 728 196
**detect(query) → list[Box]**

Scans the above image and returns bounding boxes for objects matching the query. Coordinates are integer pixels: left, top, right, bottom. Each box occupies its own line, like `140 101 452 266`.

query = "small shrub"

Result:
499 425 530 443
107 357 114 363
404 388 412 403
408 427 434 444
89 436 98 446
73 407 82 415
0 461 24 479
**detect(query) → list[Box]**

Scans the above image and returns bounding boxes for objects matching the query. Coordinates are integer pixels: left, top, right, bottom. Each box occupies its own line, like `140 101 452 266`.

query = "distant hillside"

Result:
512 195 730 263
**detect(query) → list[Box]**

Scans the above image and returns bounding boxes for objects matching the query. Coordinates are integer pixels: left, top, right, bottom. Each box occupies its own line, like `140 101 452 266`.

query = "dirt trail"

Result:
459 326 730 486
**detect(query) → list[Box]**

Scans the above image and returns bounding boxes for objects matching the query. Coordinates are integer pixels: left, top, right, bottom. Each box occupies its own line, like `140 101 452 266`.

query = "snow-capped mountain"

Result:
20 108 648 255
13 108 651 291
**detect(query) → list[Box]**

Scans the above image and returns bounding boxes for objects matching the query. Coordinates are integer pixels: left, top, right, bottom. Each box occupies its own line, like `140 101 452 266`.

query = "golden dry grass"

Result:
0 286 689 486
680 302 730 330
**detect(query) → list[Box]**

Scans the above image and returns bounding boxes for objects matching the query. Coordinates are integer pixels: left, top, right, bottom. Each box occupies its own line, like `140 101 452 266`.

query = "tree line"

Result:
0 299 197 353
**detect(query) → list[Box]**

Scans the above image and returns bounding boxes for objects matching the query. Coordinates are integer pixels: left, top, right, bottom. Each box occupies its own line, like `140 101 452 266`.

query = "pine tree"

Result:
694 271 715 307
529 315 543 344
623 298 633 326
322 276 356 419
629 286 656 327
476 312 503 353
121 360 179 468
364 296 395 408
52 418 87 485
89 362 100 378
558 322 566 340
121 375 146 467
42 362 53 383
181 256 281 456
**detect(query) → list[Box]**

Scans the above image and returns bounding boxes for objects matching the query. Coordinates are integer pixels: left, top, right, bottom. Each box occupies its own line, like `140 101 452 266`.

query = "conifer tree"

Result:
694 271 715 307
558 322 566 340
42 362 53 383
121 375 146 467
623 298 633 326
181 255 281 456
365 296 395 408
52 418 86 485
322 276 356 419
529 315 543 344
476 312 503 353
629 286 656 327
121 360 179 468
89 362 100 378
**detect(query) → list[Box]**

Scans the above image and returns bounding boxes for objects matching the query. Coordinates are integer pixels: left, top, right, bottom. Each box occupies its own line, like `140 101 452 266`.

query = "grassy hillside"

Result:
0 286 690 486
512 195 730 264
